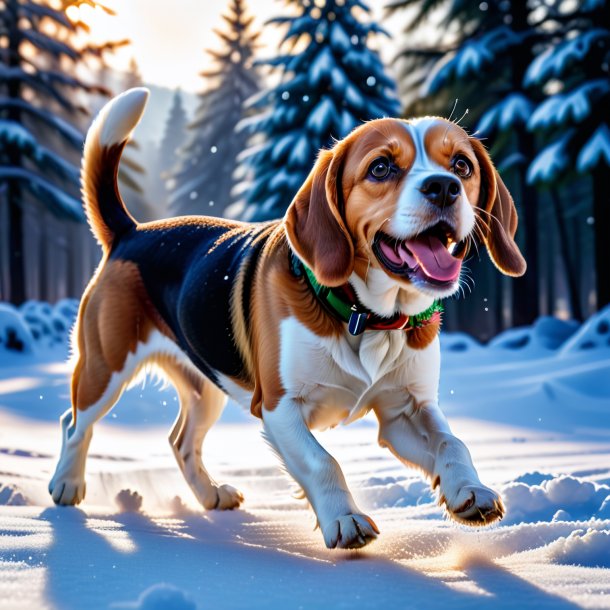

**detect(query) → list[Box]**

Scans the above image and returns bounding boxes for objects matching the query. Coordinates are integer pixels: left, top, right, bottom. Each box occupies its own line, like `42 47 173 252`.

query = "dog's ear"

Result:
285 144 354 287
470 138 527 277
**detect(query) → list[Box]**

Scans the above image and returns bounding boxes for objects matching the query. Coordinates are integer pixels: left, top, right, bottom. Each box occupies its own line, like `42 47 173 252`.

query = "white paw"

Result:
322 513 379 549
48 476 86 506
204 484 244 511
443 483 504 526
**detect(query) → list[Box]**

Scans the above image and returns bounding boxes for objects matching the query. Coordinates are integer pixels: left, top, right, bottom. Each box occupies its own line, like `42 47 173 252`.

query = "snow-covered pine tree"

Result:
0 0 109 303
239 0 400 222
525 0 610 308
169 0 261 218
158 90 188 216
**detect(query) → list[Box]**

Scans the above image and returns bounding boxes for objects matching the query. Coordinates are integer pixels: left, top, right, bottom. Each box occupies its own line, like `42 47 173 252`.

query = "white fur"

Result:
390 119 476 255
349 268 434 318
262 394 378 548
216 374 254 411
96 88 149 147
261 315 502 547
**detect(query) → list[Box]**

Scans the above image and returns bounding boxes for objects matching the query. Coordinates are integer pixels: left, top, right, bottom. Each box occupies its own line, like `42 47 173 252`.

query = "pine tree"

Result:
0 0 109 303
169 0 261 218
239 0 400 222
159 90 189 215
525 0 610 309
151 89 188 216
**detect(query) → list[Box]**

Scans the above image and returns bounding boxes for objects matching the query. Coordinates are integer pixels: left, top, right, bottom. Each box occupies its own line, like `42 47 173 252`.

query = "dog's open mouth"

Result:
373 223 468 286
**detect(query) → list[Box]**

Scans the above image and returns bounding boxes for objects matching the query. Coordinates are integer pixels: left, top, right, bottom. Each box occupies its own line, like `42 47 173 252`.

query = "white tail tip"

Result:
98 87 150 147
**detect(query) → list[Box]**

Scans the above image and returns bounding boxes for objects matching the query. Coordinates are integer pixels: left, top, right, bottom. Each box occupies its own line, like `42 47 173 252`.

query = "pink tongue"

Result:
378 240 403 266
405 235 462 282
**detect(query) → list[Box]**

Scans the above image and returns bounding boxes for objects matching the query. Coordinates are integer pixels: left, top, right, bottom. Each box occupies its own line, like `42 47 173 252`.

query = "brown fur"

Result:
81 138 137 251
285 148 355 287
407 321 442 350
71 260 171 411
469 138 527 276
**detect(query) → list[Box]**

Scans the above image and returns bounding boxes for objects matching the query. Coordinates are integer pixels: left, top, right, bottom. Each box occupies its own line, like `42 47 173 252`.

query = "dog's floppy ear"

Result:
470 138 527 277
285 144 354 287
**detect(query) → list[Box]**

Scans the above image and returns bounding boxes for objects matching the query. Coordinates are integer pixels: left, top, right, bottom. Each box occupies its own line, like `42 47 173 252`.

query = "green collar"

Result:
291 253 443 336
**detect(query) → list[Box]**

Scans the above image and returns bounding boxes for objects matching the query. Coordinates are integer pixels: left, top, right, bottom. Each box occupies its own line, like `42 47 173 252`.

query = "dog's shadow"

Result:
37 506 581 610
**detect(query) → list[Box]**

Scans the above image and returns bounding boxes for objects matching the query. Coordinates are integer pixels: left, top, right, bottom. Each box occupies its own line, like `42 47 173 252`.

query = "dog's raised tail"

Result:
81 87 149 251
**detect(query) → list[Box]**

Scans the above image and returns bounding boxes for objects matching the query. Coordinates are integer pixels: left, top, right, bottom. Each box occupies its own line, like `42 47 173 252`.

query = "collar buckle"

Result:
348 306 368 336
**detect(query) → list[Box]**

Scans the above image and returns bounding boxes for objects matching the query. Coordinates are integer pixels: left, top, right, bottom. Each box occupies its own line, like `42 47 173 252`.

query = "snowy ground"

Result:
1 302 609 609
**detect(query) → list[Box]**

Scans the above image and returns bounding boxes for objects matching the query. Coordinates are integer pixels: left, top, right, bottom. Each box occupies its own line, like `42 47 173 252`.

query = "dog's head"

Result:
285 118 526 308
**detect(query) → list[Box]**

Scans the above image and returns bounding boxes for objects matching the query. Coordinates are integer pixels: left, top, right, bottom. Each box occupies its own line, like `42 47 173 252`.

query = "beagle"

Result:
49 88 526 549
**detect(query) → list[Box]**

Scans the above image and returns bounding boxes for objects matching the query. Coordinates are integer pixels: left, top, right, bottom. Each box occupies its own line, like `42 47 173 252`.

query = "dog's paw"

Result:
204 484 244 511
322 513 379 549
443 483 504 526
48 476 86 506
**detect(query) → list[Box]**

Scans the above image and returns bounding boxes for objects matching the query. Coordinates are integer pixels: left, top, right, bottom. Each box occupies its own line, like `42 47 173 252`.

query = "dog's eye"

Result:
368 158 392 181
453 155 473 178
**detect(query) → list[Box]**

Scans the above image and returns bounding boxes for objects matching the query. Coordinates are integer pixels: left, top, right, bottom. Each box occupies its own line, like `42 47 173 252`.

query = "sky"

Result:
67 0 402 92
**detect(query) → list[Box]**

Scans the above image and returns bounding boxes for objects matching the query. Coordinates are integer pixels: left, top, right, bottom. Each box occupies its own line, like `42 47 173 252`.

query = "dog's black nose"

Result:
420 175 461 207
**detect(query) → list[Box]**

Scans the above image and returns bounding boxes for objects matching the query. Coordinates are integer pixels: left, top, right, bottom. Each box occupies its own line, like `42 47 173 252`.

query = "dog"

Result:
49 88 526 549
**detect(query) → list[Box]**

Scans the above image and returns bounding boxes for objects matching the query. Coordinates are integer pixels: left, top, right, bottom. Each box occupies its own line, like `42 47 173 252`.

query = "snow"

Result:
500 476 610 524
425 28 520 94
527 132 573 184
547 529 610 569
307 97 336 135
0 300 77 359
478 94 535 135
0 305 36 355
0 304 609 608
528 81 610 131
0 121 80 184
576 124 610 173
111 583 197 610
525 30 610 85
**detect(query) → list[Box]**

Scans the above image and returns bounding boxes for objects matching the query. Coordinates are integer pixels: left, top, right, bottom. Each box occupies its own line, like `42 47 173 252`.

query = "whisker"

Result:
448 98 459 122
455 108 469 126
443 99 460 145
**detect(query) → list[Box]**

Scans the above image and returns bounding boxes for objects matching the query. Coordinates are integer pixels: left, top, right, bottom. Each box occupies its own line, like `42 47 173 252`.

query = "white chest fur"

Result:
278 317 438 429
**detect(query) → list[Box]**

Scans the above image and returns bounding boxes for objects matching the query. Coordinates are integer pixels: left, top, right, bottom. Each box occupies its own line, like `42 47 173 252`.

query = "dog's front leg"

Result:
263 396 379 549
375 338 504 525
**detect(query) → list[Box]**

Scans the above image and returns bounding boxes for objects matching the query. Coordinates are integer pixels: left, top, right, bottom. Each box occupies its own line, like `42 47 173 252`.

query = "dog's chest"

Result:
279 317 412 427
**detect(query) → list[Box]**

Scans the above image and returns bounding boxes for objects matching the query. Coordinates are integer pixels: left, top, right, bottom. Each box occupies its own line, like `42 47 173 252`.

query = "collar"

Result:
290 252 443 336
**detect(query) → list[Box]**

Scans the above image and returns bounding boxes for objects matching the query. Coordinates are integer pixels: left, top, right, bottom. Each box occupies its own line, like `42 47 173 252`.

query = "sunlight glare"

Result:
86 518 137 553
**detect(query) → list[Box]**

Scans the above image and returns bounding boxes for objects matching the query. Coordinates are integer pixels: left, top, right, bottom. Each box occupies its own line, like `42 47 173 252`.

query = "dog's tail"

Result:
81 88 149 251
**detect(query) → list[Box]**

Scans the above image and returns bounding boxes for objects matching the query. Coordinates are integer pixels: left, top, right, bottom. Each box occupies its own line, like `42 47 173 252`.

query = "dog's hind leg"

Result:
48 363 134 506
49 261 158 506
167 366 243 510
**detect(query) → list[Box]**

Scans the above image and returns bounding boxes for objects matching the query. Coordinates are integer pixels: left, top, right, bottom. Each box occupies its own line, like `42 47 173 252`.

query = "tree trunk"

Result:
7 199 25 304
509 2 540 327
550 190 582 320
593 167 610 308
6 0 26 304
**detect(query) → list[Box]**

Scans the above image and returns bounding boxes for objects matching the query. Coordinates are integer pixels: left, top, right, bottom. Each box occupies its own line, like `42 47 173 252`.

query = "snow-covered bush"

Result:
0 304 36 354
0 299 78 355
